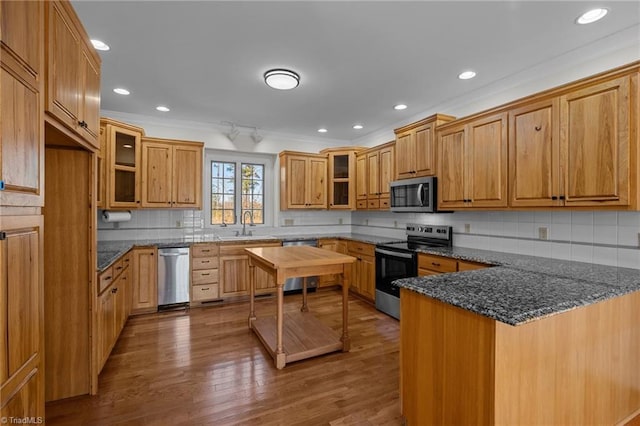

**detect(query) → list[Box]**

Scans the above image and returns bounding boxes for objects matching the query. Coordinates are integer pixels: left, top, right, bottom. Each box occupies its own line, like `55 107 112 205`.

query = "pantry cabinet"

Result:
141 137 203 209
45 1 100 149
438 112 508 210
279 151 328 209
394 114 455 180
356 142 395 210
0 0 45 208
130 247 157 314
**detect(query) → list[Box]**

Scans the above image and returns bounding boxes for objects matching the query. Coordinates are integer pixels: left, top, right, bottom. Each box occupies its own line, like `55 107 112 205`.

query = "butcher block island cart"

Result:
245 246 356 369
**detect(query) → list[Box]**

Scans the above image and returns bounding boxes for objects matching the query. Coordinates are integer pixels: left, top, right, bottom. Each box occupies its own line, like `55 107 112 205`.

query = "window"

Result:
206 151 274 227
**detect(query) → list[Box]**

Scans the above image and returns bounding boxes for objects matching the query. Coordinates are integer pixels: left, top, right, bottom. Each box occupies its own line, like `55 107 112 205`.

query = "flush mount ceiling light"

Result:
91 39 110 51
394 104 407 110
317 128 328 133
264 69 300 90
576 8 608 24
226 123 240 141
251 128 263 143
458 70 477 80
353 124 364 130
113 88 130 95
123 144 133 149
156 105 170 112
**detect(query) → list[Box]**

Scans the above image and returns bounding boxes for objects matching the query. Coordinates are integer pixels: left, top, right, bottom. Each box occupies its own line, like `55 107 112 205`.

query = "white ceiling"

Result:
73 1 640 142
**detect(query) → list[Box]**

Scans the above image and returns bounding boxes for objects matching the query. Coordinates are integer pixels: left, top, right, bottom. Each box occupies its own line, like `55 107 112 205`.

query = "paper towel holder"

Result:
102 210 132 223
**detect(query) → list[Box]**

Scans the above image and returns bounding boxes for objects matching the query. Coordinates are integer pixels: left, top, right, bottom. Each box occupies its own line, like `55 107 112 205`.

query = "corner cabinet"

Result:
45 1 100 149
394 114 455 180
437 112 508 210
279 151 328 210
141 137 203 209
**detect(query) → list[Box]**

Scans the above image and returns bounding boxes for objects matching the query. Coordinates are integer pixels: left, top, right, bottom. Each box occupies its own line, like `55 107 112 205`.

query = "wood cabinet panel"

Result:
279 152 327 209
356 142 395 210
438 126 467 208
414 126 435 177
80 50 100 142
220 255 249 297
395 132 414 179
367 151 380 197
172 144 202 207
106 122 143 209
192 269 219 285
378 145 394 200
356 154 367 200
288 156 307 207
308 157 328 208
322 148 363 210
418 254 457 273
347 241 375 301
141 142 172 207
1 368 43 421
1 1 43 76
192 284 219 302
131 247 157 314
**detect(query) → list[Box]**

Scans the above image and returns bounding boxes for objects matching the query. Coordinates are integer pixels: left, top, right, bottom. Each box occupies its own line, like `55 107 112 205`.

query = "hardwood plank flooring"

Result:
45 289 402 425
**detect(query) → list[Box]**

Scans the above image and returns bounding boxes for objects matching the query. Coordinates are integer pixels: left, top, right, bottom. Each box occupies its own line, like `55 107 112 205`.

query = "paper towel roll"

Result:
102 210 132 223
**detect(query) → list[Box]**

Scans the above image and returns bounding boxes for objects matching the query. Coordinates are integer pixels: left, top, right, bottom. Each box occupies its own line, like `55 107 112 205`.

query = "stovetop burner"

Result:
377 223 452 253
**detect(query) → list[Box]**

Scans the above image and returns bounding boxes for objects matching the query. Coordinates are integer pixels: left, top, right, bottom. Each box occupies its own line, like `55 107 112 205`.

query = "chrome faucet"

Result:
241 210 254 236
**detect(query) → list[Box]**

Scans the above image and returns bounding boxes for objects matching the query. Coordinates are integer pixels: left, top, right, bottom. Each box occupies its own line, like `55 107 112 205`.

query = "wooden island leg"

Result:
275 282 286 369
340 264 351 351
301 276 309 312
248 262 256 328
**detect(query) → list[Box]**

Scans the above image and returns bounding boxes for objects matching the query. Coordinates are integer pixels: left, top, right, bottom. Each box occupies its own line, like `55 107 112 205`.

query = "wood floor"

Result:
45 289 402 425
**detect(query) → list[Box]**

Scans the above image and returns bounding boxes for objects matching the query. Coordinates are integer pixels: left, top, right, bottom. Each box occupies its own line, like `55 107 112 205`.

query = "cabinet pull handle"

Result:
111 288 118 293
201 249 210 252
201 288 210 291
551 196 558 200
202 273 210 276
116 266 122 270
104 276 112 280
431 262 441 267
559 195 566 200
202 260 210 263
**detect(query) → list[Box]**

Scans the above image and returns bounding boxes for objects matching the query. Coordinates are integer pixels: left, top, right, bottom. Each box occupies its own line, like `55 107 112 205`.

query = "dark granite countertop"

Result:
394 246 640 326
97 233 401 272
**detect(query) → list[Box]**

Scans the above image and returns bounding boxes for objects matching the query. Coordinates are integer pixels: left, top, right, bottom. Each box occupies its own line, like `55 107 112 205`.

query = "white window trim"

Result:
204 149 275 229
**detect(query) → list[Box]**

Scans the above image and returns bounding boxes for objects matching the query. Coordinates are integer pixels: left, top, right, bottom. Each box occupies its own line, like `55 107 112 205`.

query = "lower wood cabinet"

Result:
191 243 220 303
418 253 488 276
131 247 158 314
318 239 348 287
347 241 375 301
219 241 281 297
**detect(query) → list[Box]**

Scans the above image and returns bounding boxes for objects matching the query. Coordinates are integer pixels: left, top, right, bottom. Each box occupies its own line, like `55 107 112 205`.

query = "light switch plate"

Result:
538 226 548 240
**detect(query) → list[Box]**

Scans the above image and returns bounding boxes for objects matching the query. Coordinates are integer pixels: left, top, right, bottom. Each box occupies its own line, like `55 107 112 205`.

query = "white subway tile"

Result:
593 225 618 245
617 248 640 269
552 211 572 224
534 211 553 223
517 222 535 238
571 211 594 225
593 211 617 226
592 246 618 267
617 226 640 247
533 241 553 259
502 222 518 237
571 224 593 243
517 211 535 223
550 223 571 241
517 239 536 255
618 211 640 227
571 244 593 264
551 242 572 260
503 211 519 223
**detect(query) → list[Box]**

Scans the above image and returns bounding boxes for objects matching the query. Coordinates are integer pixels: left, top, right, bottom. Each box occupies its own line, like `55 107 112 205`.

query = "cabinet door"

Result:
307 157 327 208
0 216 44 419
509 99 560 207
220 255 249 297
97 285 115 371
115 273 128 333
438 125 467 209
318 239 340 287
560 76 631 206
255 267 277 293
131 248 157 314
79 50 100 147
356 154 367 201
378 146 394 200
414 124 436 177
141 142 172 208
96 126 106 208
286 156 308 208
367 151 380 198
108 126 142 209
359 254 375 301
172 144 202 208
467 113 508 208
395 132 415 179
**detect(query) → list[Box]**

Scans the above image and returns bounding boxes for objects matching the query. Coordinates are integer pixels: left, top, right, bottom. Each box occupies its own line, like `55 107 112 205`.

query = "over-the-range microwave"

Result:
389 176 437 212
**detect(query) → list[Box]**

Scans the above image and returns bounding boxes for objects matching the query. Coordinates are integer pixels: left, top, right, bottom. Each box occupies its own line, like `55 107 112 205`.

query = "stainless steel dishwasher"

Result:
282 239 318 293
157 246 190 308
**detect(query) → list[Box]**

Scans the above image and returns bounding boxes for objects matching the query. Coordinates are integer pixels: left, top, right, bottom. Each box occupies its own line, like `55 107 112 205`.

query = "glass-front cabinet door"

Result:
103 119 143 209
323 148 364 210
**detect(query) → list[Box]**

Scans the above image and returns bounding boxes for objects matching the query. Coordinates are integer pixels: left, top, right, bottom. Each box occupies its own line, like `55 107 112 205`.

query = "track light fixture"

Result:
226 123 239 141
251 128 263 143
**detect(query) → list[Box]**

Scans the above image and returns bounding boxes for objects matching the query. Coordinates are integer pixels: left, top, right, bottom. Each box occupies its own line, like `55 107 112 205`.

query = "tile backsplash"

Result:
99 209 640 270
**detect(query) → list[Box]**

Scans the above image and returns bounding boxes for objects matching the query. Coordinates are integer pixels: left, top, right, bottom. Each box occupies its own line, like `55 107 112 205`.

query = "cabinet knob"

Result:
535 125 542 131
551 196 558 200
559 195 566 200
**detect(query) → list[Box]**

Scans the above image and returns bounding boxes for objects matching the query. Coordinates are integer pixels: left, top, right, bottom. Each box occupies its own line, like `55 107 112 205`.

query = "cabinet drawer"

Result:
356 200 367 209
367 199 380 209
112 258 125 277
380 198 390 209
99 266 113 294
418 254 457 273
219 241 281 256
458 261 487 271
192 284 219 302
418 268 441 277
192 257 219 270
192 268 219 285
347 241 375 257
192 244 219 258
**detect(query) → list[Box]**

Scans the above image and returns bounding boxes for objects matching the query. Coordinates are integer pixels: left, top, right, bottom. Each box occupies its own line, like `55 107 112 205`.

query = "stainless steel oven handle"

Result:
417 183 424 206
375 248 414 259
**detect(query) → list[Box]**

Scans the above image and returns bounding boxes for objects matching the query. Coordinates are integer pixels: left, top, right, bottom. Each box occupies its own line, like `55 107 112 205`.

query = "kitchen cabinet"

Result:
279 151 327 209
347 241 375 301
356 142 395 210
394 114 455 180
437 112 508 210
418 253 488 276
96 125 107 208
321 147 364 210
45 1 100 149
0 215 44 420
131 247 157 315
141 137 203 209
219 241 281 297
0 0 45 208
101 118 144 209
191 243 220 303
317 238 348 287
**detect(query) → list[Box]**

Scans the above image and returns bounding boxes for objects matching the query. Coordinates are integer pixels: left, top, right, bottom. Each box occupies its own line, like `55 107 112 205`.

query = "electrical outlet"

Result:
338 218 343 225
538 226 548 240
464 223 471 233
176 220 181 228
637 232 640 248
364 219 369 226
284 219 294 226
394 220 398 228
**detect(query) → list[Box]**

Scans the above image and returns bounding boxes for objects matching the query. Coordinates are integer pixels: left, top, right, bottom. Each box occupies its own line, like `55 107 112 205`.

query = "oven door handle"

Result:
417 184 424 206
375 248 414 259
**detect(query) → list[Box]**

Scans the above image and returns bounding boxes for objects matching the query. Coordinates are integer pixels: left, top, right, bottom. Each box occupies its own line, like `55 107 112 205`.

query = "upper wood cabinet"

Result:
0 0 45 207
141 137 203 209
45 1 100 149
356 142 395 210
321 147 364 210
279 151 328 210
394 114 455 180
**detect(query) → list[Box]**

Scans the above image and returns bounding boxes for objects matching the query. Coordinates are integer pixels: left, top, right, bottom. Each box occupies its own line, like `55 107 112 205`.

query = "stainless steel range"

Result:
375 223 453 319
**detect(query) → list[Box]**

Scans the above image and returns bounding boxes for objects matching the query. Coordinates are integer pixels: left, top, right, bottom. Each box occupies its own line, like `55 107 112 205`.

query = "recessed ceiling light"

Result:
317 128 328 133
394 104 407 110
91 39 110 51
264 69 300 90
458 70 477 80
113 88 130 95
353 124 364 130
156 106 170 112
576 8 608 24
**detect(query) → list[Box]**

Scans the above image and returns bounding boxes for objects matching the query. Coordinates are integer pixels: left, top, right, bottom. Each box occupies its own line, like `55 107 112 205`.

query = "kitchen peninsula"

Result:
396 247 640 425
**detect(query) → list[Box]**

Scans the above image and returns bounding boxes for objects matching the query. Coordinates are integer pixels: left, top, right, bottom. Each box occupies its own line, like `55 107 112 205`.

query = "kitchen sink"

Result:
217 235 278 241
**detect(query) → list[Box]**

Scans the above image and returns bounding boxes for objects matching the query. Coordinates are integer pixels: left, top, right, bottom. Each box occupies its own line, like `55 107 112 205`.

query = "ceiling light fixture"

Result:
91 39 110 51
264 69 300 90
458 70 477 80
113 88 130 95
226 123 240 141
353 124 364 130
156 106 170 112
394 104 407 111
576 8 608 24
251 128 263 143
317 128 328 133
123 144 133 149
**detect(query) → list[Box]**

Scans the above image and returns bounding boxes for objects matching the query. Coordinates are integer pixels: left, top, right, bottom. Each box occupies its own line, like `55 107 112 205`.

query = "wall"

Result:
352 210 640 270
